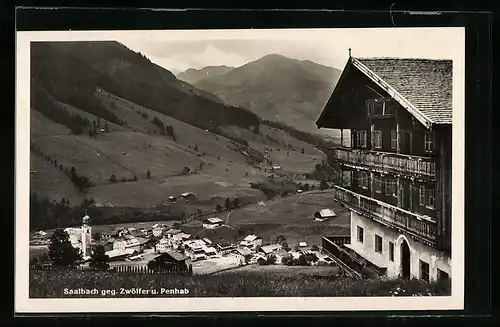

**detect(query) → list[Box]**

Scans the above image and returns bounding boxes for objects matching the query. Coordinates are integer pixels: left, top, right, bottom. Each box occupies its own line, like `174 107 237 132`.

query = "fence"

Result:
29 264 192 276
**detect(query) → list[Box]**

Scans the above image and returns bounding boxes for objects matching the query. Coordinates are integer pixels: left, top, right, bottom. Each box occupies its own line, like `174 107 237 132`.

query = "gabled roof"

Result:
165 250 188 262
317 56 452 129
204 217 223 224
260 244 282 254
244 234 260 242
315 209 336 218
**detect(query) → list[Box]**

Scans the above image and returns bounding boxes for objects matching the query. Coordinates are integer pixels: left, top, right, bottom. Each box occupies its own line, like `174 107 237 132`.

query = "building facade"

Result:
317 53 452 282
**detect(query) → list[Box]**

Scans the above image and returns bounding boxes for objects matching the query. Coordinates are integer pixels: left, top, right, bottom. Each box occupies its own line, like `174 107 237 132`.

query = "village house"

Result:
234 246 253 258
156 238 172 253
168 196 177 203
180 192 195 200
202 237 213 245
202 217 224 229
148 250 191 272
202 246 218 258
259 244 283 256
275 248 291 264
217 241 237 255
163 228 181 238
105 248 139 262
314 209 337 222
92 238 114 252
113 235 142 253
240 234 263 249
152 224 166 237
317 50 452 282
100 228 116 240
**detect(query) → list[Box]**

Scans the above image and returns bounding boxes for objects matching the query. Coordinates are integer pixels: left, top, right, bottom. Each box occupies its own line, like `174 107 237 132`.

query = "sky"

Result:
111 28 464 74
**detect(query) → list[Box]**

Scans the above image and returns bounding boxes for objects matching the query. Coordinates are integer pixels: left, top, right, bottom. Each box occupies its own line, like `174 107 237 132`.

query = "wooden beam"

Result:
340 129 344 147
396 177 401 208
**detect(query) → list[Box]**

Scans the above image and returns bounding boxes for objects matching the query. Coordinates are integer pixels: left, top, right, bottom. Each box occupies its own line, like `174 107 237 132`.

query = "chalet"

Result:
275 249 291 264
202 237 213 245
163 228 181 238
234 247 253 257
113 235 142 252
168 196 177 202
92 239 114 252
105 248 138 261
259 244 282 255
100 228 116 240
314 209 337 222
317 50 452 282
202 246 218 257
298 242 308 248
217 242 237 255
202 217 224 229
180 192 195 200
155 238 171 253
148 250 191 272
152 224 166 237
240 234 263 249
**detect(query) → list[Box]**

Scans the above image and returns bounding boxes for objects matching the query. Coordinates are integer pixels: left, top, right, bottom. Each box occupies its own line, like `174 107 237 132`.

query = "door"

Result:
400 183 411 211
401 131 412 154
400 240 411 280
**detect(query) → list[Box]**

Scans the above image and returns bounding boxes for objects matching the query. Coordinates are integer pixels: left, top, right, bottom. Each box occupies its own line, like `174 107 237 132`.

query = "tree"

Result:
93 232 101 241
320 180 329 191
267 254 277 265
146 170 151 179
104 122 109 132
298 254 309 266
48 229 82 267
215 204 222 212
311 244 319 251
109 174 117 183
89 245 109 270
301 148 305 154
244 254 252 264
224 198 231 210
275 235 286 245
232 198 239 208
303 183 310 191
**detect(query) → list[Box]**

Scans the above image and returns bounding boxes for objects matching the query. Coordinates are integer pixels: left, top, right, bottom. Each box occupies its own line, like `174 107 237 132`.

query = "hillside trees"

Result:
48 229 83 267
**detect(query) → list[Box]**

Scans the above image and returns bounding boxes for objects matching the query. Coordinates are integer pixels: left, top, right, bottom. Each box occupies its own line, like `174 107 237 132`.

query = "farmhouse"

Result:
202 237 213 245
105 248 138 261
314 209 337 222
299 242 308 248
217 242 237 254
92 239 114 252
148 250 191 272
168 196 177 202
100 228 116 240
152 224 166 237
240 234 263 249
202 217 224 229
259 244 283 255
316 51 452 282
163 228 181 238
180 192 195 200
275 249 291 264
155 238 171 253
113 235 142 252
203 246 218 257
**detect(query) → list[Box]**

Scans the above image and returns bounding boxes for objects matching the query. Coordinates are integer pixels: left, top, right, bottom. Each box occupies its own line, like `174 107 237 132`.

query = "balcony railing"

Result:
331 147 436 178
333 185 436 245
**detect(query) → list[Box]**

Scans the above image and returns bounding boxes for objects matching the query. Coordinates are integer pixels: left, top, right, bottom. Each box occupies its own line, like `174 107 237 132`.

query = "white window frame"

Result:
419 186 426 206
425 131 435 152
427 188 435 209
373 130 382 149
359 130 367 148
359 171 369 189
391 130 398 150
374 176 382 193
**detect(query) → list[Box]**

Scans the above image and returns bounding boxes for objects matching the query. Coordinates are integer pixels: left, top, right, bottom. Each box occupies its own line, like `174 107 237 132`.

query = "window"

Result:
359 130 367 148
437 269 449 281
341 170 352 187
419 186 426 206
373 130 382 149
357 226 364 243
427 188 435 209
391 130 398 150
367 99 395 116
374 175 382 193
425 131 435 152
419 260 430 282
389 241 394 261
385 177 397 197
358 171 369 189
374 234 383 253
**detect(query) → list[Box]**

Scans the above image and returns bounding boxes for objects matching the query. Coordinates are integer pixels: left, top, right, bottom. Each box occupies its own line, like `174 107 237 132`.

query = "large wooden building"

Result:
318 51 452 282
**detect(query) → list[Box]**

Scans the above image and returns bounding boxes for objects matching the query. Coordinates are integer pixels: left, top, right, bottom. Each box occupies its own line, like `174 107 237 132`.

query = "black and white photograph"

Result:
15 26 465 313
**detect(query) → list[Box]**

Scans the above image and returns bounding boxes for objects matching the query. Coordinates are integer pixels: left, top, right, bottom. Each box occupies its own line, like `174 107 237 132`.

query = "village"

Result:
30 196 339 275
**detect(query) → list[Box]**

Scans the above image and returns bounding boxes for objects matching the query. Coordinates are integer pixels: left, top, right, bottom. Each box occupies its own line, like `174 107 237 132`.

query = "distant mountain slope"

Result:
177 65 234 85
193 54 342 133
31 41 260 133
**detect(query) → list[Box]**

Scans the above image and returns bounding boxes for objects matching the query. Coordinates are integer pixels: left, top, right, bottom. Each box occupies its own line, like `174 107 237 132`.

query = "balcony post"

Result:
396 113 401 154
396 177 401 207
340 129 344 147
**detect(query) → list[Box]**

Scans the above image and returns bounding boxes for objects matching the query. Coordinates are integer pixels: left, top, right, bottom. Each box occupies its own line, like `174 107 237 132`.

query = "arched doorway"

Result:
400 240 411 280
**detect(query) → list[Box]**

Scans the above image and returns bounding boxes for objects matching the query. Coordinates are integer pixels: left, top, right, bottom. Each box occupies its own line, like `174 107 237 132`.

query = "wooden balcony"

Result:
333 185 436 246
331 147 436 179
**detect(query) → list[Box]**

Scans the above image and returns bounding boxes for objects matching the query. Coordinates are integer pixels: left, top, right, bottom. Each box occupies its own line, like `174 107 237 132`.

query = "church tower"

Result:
81 211 92 258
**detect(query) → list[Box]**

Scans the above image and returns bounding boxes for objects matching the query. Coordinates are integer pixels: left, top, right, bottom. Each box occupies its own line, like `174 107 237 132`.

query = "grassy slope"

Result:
29 269 451 298
31 89 325 208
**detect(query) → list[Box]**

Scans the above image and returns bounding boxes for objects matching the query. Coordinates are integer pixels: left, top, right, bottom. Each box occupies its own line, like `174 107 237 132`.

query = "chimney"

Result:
349 48 352 58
